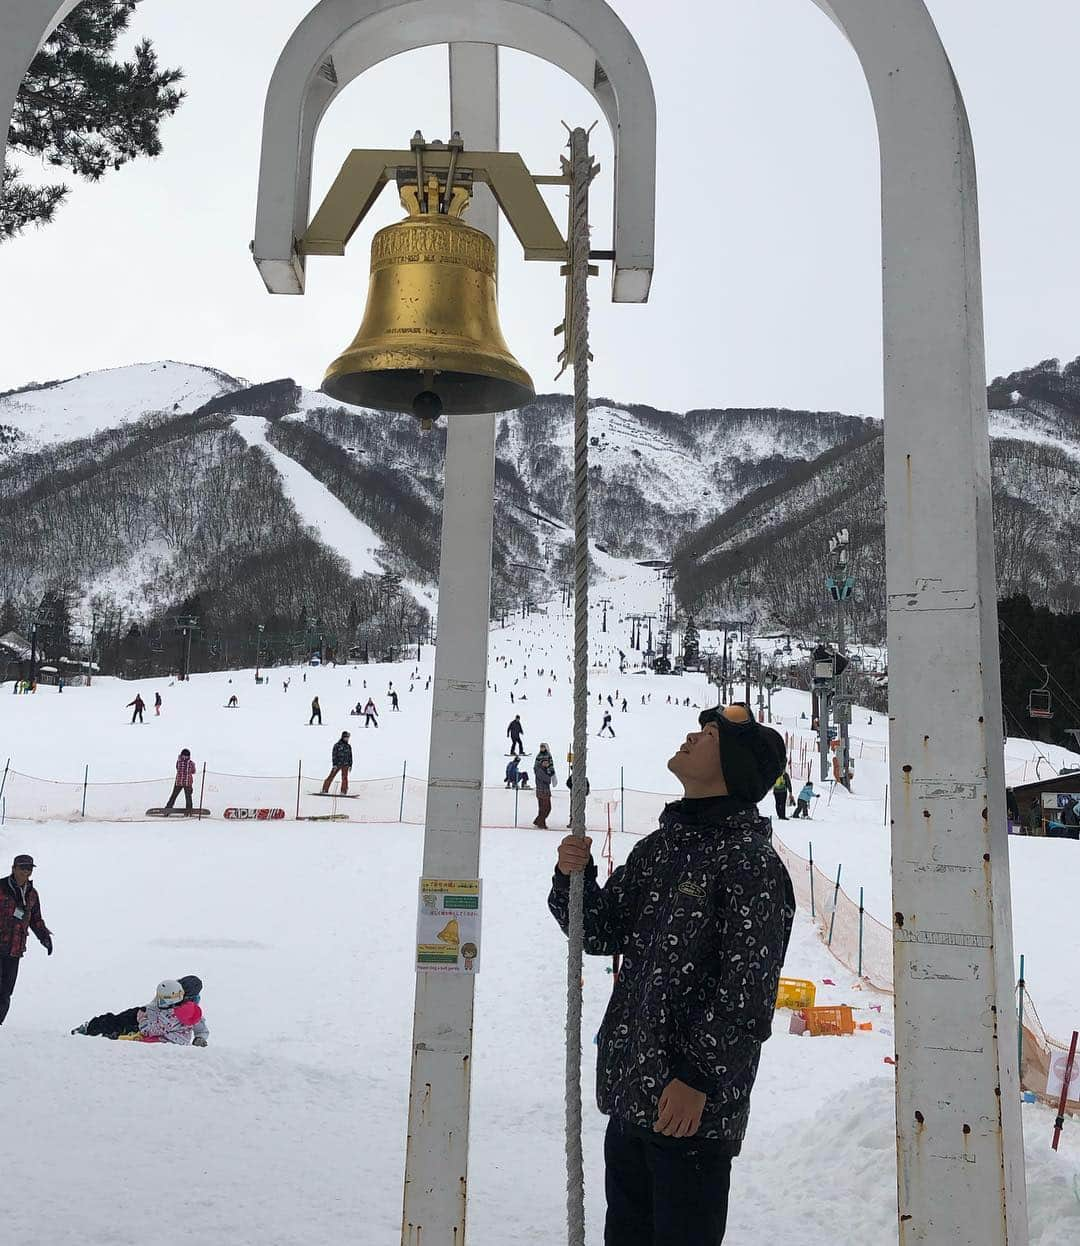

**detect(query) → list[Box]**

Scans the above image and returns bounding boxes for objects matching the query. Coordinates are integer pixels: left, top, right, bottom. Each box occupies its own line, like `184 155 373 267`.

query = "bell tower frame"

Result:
0 1 1028 1243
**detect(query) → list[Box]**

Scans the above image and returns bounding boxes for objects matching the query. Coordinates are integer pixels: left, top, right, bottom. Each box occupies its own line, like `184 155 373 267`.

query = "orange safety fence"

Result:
0 765 628 832
2 759 1074 1102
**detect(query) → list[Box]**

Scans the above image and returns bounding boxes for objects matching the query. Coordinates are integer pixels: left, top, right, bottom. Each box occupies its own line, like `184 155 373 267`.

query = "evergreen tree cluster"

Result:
3 0 184 240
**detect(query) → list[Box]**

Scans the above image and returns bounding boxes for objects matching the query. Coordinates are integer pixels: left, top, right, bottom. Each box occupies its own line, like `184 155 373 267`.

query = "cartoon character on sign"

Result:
422 892 439 912
461 942 477 971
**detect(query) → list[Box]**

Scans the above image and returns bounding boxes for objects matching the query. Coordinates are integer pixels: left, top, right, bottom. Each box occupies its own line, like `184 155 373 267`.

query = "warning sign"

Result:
416 878 482 974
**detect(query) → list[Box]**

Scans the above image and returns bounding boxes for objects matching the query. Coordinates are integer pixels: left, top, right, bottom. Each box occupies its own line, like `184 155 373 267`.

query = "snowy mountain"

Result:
1 354 1078 671
675 356 1080 642
0 361 242 455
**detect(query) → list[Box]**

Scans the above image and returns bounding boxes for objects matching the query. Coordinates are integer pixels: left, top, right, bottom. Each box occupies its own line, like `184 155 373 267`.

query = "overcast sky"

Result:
1 0 1078 417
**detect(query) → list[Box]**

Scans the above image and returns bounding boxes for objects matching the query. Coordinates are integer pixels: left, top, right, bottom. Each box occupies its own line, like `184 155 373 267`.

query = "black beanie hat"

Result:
698 706 788 802
179 975 203 999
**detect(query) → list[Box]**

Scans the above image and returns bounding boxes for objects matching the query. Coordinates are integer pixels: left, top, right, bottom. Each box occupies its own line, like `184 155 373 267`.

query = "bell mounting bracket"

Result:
302 137 568 264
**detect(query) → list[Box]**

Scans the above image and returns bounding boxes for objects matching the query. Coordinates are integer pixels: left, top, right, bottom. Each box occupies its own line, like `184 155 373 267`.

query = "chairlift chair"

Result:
1029 664 1053 720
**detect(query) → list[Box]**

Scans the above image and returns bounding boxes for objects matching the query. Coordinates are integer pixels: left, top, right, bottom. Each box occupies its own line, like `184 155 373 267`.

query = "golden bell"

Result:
322 191 534 422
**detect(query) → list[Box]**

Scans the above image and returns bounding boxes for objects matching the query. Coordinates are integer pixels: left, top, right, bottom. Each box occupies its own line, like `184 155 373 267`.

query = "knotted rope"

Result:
563 123 597 1246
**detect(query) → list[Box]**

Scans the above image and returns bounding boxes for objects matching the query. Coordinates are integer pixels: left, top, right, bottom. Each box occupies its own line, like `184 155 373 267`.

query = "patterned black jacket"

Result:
548 795 795 1143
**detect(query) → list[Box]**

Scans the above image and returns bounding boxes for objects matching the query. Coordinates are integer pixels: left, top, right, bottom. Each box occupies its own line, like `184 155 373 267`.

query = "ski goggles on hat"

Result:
698 703 756 736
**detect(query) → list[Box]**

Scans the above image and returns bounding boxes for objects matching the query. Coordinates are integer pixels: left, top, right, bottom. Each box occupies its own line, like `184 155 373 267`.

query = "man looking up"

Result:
548 704 795 1244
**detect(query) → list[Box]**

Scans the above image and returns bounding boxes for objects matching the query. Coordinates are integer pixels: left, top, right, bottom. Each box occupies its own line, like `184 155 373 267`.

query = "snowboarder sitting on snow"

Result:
73 976 209 1046
548 703 795 1244
505 757 524 789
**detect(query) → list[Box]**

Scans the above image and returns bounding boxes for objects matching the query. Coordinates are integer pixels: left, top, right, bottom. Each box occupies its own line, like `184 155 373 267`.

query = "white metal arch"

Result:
0 1 1027 1241
807 3 1027 1243
0 0 84 186
251 0 656 302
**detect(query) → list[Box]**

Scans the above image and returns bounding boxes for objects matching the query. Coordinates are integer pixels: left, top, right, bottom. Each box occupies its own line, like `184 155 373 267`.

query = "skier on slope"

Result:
390 690 400 711
309 696 322 726
599 710 616 738
771 767 793 821
154 692 162 716
127 693 146 724
363 698 379 728
507 714 525 757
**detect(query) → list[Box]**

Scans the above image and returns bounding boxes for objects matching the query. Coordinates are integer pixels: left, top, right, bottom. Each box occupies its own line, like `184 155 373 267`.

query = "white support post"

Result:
399 44 499 1246
812 1 1028 1241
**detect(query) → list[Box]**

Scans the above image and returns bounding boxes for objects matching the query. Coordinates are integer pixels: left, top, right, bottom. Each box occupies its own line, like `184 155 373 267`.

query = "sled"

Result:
223 807 286 820
145 808 212 818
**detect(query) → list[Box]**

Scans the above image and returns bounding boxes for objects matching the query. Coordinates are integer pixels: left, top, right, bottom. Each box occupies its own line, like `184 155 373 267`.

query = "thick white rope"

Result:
565 124 596 1246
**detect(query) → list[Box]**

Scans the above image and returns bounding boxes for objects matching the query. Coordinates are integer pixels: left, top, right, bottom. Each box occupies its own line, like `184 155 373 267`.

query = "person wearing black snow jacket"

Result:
507 714 525 756
322 731 353 794
771 768 793 820
548 704 794 1245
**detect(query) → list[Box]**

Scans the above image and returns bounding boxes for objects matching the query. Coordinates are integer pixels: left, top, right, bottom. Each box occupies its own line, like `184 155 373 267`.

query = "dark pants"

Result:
84 1006 141 1038
601 724 616 737
165 784 193 811
310 710 322 724
0 955 20 1025
364 713 378 728
533 791 551 828
604 1117 733 1245
510 736 523 756
772 792 787 820
131 707 143 723
794 799 809 819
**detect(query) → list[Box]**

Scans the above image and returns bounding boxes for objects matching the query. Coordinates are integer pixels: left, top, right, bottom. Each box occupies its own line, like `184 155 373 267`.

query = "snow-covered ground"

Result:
4 565 1080 1244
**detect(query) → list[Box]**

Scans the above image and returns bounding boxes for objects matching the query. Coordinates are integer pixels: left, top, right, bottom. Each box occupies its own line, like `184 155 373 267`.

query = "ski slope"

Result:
232 414 387 582
3 569 1080 1244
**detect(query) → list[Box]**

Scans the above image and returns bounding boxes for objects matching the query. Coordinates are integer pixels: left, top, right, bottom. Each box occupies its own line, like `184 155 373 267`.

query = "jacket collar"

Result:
662 794 762 826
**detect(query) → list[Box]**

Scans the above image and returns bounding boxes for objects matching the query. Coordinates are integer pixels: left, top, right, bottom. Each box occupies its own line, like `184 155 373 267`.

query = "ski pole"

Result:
858 886 864 978
809 842 816 920
827 863 842 947
197 763 207 822
1052 1030 1079 1151
81 764 88 818
1018 954 1025 1081
0 757 8 804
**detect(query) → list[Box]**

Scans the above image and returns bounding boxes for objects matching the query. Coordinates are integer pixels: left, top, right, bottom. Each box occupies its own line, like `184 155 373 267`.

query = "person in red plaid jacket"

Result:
1 854 53 1026
165 748 197 814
